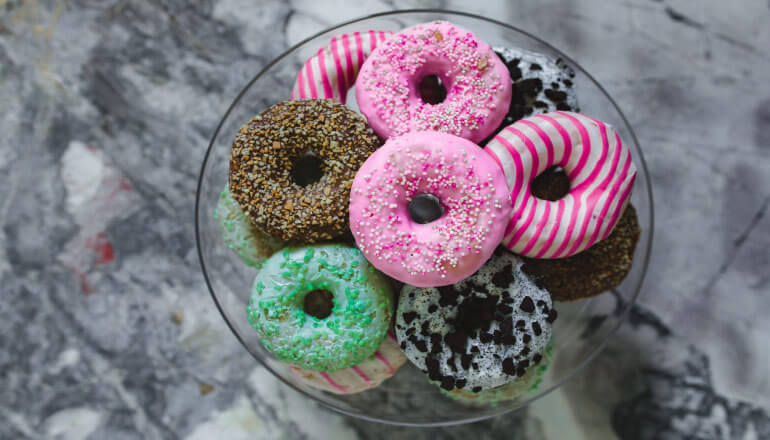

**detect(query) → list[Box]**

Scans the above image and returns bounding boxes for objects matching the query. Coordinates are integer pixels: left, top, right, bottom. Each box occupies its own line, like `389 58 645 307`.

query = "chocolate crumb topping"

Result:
519 296 535 313
402 311 418 324
396 253 556 392
546 309 558 323
481 48 579 145
502 357 516 375
491 264 514 288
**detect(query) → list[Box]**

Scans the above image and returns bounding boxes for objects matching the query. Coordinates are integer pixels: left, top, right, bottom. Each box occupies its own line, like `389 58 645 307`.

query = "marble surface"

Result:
1 0 769 438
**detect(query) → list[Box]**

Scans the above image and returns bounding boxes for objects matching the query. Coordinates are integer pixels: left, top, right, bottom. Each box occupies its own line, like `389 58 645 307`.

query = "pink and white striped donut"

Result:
486 111 637 259
291 30 393 104
287 332 406 395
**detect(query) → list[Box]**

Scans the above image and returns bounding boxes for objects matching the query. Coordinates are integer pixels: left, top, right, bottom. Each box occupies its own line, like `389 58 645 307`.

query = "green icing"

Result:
246 244 393 372
214 184 283 268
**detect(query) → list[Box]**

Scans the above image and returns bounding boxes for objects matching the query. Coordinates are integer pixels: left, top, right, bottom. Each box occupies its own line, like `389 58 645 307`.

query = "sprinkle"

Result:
247 245 394 371
357 22 509 140
350 133 510 282
228 100 382 243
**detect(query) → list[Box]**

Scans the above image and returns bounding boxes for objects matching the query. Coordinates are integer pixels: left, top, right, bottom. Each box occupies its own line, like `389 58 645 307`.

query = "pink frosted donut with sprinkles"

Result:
485 111 637 259
291 30 392 104
288 333 406 395
349 131 513 287
355 21 512 143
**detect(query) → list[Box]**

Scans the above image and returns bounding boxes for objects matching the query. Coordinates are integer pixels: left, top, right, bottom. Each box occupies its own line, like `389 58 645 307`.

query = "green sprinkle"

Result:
246 244 394 371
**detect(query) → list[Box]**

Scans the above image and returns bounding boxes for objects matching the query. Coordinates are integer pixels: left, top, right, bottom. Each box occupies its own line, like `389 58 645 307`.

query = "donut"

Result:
395 250 556 392
481 47 579 144
349 131 512 287
442 342 553 405
522 204 641 301
291 31 392 104
355 21 512 143
485 111 637 258
229 100 381 243
213 184 283 268
247 244 393 372
287 332 406 394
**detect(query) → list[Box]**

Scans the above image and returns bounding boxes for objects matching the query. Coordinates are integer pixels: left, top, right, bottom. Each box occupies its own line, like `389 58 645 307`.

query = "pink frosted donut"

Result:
288 333 406 395
485 111 637 258
291 30 392 104
349 131 512 287
355 21 512 143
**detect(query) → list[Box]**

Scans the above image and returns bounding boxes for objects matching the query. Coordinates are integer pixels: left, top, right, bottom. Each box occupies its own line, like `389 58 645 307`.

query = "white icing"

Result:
494 46 578 115
396 252 553 391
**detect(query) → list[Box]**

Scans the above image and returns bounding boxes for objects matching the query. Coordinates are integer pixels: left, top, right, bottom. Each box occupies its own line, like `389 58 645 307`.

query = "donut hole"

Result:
292 152 324 187
408 193 444 224
418 74 447 105
303 289 333 319
531 166 570 201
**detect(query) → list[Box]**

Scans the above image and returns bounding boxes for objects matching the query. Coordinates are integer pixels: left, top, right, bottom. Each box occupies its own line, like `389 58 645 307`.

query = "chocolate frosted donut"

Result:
229 99 381 243
522 204 641 301
482 47 578 144
395 251 556 392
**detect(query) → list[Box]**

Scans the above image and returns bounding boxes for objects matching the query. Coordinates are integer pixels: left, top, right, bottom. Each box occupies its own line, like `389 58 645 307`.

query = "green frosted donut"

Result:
214 184 283 268
246 244 393 372
441 342 554 406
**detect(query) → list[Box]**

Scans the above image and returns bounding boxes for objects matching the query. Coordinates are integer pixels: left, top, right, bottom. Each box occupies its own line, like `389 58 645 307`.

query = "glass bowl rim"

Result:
194 8 655 427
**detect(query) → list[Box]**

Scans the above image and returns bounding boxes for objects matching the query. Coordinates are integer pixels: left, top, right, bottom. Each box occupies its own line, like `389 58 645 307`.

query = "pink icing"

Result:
485 111 637 258
355 21 512 143
290 31 393 104
319 372 348 393
351 366 373 385
349 131 512 287
373 352 394 375
287 336 406 395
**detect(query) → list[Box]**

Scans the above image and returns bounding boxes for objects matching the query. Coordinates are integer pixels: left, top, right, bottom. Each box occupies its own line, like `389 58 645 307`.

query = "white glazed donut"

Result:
290 30 392 104
287 332 406 394
395 251 555 392
485 111 636 258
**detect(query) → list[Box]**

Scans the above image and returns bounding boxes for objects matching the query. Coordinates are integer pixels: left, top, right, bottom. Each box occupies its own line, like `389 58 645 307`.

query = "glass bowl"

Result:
195 9 654 426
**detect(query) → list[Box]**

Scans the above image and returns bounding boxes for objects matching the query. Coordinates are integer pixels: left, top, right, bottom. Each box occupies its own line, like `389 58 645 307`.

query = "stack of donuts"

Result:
216 21 640 404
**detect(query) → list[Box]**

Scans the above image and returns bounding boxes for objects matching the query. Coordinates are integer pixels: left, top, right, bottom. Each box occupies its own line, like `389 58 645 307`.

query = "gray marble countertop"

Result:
1 0 769 439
